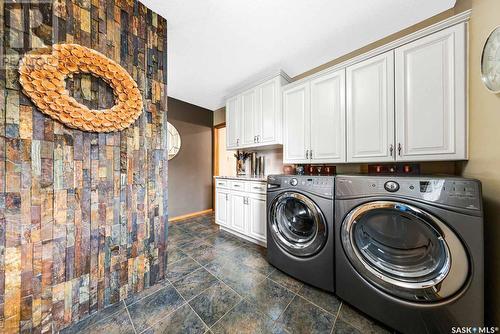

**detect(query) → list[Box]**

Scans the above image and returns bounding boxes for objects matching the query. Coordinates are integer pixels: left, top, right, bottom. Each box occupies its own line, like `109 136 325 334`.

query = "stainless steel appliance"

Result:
335 175 484 334
267 175 335 292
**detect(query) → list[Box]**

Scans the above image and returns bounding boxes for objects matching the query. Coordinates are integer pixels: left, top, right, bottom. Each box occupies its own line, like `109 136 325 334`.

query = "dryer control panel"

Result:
336 175 482 211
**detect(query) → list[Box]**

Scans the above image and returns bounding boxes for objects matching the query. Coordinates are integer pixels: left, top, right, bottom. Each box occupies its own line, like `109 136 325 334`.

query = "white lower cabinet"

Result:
215 179 267 246
215 188 230 227
247 194 267 243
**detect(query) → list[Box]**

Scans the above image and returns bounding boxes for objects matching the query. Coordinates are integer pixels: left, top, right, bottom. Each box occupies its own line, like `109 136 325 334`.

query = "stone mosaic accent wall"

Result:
0 0 168 332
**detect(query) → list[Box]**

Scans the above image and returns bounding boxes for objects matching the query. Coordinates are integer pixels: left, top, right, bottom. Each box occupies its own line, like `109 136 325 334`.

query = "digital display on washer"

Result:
419 181 432 193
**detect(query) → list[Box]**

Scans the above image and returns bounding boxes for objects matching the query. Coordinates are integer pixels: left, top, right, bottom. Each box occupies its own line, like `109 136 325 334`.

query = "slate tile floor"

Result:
62 213 393 334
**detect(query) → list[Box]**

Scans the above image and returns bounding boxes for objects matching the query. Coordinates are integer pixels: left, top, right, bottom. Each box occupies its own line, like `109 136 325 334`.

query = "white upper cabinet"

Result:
310 70 346 163
241 89 257 146
283 82 310 163
395 23 467 161
347 51 395 163
225 73 289 150
226 96 241 149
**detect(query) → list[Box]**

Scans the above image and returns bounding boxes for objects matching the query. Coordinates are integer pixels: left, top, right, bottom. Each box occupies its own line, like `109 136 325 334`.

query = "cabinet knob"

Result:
310 149 313 159
305 150 309 159
398 143 402 156
389 144 394 157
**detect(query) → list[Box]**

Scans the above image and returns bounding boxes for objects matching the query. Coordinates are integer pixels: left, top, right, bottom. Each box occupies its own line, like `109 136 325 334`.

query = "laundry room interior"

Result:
1 0 499 333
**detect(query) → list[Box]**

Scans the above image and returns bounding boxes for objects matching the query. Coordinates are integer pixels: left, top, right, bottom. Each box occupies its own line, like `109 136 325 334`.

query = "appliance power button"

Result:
384 181 400 192
290 178 298 186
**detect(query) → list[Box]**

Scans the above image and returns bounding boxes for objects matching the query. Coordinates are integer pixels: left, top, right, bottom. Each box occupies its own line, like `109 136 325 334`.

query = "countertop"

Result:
214 175 267 182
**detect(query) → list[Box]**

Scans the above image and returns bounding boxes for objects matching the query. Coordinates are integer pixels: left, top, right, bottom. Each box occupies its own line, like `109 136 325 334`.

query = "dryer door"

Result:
341 201 469 302
269 192 328 257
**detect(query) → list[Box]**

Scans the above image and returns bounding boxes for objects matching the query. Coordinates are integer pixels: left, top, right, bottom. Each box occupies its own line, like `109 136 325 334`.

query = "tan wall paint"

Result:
213 107 226 126
458 0 500 325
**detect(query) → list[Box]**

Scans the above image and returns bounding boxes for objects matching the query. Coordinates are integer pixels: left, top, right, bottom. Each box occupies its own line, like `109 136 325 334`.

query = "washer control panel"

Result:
336 175 482 211
267 175 334 198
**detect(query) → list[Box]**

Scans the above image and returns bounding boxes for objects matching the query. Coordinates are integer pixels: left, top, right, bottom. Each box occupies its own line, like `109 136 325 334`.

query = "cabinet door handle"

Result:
253 136 256 143
310 149 313 159
225 194 228 200
237 138 239 146
389 144 394 157
398 143 402 156
257 135 260 142
305 150 309 159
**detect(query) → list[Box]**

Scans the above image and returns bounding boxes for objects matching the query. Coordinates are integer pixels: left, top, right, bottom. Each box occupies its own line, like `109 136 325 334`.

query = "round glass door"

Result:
341 201 469 302
269 192 327 257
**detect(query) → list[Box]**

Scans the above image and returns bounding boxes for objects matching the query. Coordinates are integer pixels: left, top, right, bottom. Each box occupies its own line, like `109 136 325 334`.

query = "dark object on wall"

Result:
367 163 420 175
19 43 143 132
1 1 168 332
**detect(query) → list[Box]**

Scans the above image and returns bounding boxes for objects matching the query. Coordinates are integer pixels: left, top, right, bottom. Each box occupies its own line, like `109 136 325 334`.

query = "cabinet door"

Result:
215 189 229 227
241 89 257 146
230 192 246 234
247 195 267 243
395 23 466 161
256 78 279 145
283 82 310 163
226 96 241 149
347 51 395 162
310 69 346 163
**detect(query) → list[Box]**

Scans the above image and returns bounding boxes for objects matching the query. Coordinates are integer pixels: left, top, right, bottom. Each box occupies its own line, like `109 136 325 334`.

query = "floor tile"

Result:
229 247 274 276
144 303 208 334
211 300 276 334
61 302 132 334
127 284 185 332
268 269 304 293
178 239 211 253
243 278 295 320
167 247 189 265
337 304 391 334
205 233 242 252
124 280 170 306
333 319 364 334
298 284 341 315
205 260 267 296
187 244 225 266
189 281 241 327
279 295 335 334
166 257 202 282
173 267 219 300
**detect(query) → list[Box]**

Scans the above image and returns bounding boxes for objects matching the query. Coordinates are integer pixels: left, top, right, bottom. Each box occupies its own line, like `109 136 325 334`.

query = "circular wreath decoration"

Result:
18 43 143 132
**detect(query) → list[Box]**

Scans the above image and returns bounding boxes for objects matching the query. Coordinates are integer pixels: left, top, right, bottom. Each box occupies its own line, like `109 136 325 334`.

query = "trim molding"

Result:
169 209 214 222
284 9 472 90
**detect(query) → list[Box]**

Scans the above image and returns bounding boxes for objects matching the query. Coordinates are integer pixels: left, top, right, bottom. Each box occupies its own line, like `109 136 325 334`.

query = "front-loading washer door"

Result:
341 201 469 302
269 192 328 257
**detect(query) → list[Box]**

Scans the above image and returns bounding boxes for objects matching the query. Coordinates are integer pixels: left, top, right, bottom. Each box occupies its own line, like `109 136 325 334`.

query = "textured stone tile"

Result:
124 280 170 306
167 248 188 265
189 281 241 327
166 257 201 282
204 260 266 296
127 284 185 332
298 284 341 315
333 319 364 334
144 303 208 334
268 269 304 293
61 305 134 334
228 247 274 276
243 278 295 320
172 268 218 301
211 300 276 334
337 304 391 334
279 296 335 334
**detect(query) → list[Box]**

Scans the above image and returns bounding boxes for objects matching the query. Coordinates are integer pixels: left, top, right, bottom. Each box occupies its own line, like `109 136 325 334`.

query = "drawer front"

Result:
247 182 267 194
230 180 246 191
215 179 229 189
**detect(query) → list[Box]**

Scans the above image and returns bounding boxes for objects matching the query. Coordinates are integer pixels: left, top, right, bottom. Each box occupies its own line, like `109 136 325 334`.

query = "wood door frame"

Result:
213 122 226 206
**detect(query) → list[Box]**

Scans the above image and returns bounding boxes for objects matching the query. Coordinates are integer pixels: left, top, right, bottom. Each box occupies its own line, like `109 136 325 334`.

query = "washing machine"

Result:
335 175 484 334
267 175 335 292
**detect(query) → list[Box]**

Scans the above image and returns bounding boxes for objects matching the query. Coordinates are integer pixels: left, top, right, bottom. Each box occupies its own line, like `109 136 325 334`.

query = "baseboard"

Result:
169 209 213 222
